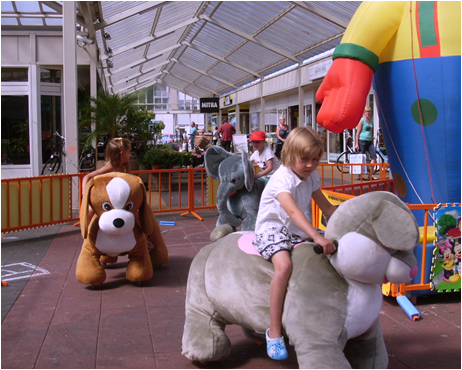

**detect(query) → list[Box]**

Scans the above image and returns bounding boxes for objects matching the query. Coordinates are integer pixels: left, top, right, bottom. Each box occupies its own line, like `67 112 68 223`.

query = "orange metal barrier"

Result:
389 203 436 297
133 167 217 221
317 162 390 188
1 174 81 233
1 163 389 233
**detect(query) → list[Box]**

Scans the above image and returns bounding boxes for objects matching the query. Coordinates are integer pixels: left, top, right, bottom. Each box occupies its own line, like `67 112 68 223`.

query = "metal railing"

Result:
1 173 80 232
1 168 218 233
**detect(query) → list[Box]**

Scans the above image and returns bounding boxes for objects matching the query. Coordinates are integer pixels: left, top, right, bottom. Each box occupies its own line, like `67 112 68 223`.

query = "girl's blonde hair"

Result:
280 127 324 166
105 137 131 167
364 106 371 113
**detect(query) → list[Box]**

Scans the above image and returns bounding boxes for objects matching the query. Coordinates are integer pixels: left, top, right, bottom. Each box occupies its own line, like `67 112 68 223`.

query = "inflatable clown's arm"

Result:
316 1 405 133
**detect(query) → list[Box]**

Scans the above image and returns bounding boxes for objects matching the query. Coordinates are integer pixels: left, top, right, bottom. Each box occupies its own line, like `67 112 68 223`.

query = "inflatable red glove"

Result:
316 58 374 133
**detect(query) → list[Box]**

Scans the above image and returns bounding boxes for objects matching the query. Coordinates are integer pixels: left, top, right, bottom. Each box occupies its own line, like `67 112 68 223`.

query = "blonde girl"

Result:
252 126 337 360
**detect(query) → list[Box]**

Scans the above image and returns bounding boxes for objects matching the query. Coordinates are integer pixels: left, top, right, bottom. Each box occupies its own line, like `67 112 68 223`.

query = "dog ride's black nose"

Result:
113 218 125 228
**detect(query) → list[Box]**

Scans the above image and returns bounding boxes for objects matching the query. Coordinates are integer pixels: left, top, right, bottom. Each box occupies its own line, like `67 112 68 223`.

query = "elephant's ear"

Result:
205 145 232 180
242 153 255 192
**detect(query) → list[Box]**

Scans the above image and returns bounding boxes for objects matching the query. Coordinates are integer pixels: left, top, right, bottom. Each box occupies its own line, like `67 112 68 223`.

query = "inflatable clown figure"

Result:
316 1 461 208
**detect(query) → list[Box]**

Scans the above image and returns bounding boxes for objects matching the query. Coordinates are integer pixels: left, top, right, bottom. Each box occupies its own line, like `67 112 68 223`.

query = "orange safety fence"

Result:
1 173 81 233
317 162 390 188
1 163 390 233
132 167 218 222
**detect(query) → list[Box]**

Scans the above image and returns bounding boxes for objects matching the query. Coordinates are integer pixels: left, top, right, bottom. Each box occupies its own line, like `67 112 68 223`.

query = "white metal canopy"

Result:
2 1 361 98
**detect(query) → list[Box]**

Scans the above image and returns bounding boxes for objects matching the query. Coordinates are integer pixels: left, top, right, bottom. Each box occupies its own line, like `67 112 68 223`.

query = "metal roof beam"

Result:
164 71 217 95
41 1 87 25
117 73 162 92
99 18 197 61
109 58 170 77
199 14 301 64
182 40 261 78
292 1 350 28
93 1 168 30
112 64 167 87
171 58 236 89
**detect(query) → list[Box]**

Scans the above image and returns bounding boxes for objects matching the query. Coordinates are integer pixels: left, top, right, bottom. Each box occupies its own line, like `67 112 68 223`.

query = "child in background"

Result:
252 127 337 360
249 130 280 181
180 139 188 152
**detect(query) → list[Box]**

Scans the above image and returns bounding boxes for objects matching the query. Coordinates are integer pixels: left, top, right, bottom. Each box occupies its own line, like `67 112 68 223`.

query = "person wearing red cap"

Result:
249 130 280 181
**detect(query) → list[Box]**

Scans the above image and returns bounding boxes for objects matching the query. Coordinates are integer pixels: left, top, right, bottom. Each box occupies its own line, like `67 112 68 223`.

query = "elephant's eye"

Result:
231 178 238 183
102 201 113 211
124 201 134 211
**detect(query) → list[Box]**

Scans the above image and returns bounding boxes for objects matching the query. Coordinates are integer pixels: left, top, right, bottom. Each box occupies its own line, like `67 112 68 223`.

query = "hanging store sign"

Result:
200 98 220 113
309 59 333 80
223 94 233 106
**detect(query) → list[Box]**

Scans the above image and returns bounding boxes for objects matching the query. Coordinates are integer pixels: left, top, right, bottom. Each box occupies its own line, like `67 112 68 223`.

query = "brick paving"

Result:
1 209 460 369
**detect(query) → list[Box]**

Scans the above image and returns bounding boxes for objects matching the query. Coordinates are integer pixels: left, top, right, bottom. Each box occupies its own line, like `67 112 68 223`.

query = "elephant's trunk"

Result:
217 184 241 228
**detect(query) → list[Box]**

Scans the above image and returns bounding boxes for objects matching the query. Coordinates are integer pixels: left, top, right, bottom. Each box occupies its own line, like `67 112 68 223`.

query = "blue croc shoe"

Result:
266 329 288 360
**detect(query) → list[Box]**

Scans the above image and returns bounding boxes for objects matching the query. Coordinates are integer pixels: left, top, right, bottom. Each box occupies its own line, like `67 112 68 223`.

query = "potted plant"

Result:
142 146 171 169
189 147 206 167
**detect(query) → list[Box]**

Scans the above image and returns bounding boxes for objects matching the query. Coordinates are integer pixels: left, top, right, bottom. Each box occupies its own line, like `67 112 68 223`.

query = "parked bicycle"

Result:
79 145 96 172
41 131 66 175
336 130 387 174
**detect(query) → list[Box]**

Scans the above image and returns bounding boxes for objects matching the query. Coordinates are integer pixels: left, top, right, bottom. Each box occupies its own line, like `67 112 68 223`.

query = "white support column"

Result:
29 33 41 177
309 89 316 129
260 93 265 131
235 103 241 133
298 68 304 127
88 43 98 147
63 2 79 209
298 86 304 127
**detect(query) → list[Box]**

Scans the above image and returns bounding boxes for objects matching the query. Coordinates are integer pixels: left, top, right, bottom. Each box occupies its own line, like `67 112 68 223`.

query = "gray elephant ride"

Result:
204 145 266 236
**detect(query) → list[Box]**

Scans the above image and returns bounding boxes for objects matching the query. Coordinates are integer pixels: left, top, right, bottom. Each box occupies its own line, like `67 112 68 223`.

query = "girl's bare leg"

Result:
268 251 292 339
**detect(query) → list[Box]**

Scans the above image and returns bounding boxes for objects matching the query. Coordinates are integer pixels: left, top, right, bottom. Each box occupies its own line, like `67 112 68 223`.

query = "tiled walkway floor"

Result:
1 209 460 369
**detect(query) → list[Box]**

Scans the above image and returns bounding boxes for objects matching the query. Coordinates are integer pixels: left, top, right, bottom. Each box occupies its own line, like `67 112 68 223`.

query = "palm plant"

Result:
79 91 137 145
78 90 162 158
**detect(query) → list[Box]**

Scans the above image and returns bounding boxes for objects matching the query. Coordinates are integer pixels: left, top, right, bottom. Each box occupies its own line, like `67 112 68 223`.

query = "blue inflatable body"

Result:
374 55 461 211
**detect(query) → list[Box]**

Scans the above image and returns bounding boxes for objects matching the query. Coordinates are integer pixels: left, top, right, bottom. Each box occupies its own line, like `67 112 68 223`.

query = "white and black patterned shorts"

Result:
252 226 305 261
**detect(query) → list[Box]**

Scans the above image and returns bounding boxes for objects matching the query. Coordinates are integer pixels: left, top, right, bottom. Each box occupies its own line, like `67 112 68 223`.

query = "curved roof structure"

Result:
2 1 361 98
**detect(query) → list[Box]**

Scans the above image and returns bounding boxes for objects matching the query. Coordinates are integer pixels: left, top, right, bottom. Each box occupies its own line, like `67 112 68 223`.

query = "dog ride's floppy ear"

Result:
138 177 155 235
80 178 95 239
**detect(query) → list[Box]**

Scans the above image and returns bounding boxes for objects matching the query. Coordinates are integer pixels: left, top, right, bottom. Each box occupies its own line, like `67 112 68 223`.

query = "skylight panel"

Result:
15 1 41 13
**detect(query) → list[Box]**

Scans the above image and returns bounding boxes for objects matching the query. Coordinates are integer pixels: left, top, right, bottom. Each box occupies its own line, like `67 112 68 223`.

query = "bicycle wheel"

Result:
336 151 350 173
79 155 95 172
41 156 61 175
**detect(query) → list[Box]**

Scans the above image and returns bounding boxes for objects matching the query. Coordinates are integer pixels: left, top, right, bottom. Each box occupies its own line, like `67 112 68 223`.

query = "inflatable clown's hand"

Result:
316 58 374 133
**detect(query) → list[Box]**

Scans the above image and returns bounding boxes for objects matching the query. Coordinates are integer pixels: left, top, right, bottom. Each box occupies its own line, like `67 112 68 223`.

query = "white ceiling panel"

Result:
2 1 361 98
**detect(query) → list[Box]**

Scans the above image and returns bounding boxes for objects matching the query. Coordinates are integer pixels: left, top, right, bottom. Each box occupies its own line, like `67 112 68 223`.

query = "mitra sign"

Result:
200 97 220 113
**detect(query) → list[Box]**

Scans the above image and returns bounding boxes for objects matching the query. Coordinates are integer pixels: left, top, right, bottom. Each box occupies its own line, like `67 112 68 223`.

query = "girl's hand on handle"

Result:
313 238 338 255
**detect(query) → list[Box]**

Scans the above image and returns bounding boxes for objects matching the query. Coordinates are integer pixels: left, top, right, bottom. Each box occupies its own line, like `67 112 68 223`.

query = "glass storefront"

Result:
41 95 62 165
1 95 30 165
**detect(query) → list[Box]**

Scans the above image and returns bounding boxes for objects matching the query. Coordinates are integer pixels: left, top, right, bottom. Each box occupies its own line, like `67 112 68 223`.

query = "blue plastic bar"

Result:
396 295 421 321
159 221 176 226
